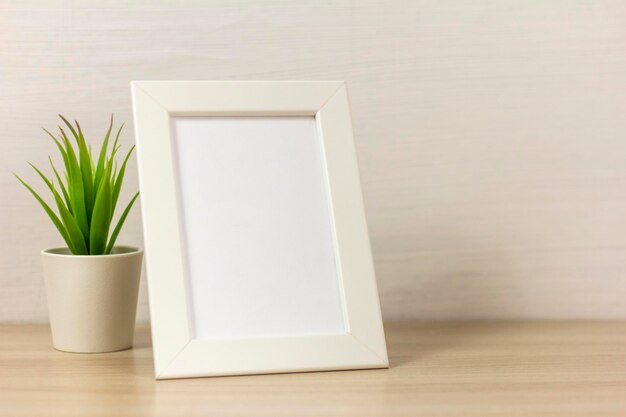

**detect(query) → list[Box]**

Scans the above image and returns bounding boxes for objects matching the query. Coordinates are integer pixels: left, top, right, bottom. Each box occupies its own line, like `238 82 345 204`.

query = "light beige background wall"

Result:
2 0 626 322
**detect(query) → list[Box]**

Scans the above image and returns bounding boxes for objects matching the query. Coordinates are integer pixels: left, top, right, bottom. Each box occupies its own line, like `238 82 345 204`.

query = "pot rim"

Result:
41 245 143 259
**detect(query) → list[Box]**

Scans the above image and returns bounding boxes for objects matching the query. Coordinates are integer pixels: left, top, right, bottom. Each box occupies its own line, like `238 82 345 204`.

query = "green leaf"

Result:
43 128 71 176
13 173 77 254
105 192 139 254
90 165 112 255
49 157 72 214
112 145 135 213
74 120 94 224
111 122 123 154
58 114 79 145
28 163 88 255
59 127 90 247
43 129 75 212
94 115 115 193
88 144 94 171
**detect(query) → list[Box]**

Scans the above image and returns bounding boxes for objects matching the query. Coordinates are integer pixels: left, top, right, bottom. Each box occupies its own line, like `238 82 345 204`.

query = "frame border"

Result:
131 81 388 379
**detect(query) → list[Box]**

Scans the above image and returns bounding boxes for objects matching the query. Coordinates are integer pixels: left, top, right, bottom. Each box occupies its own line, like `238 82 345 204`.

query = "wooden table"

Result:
1 321 625 416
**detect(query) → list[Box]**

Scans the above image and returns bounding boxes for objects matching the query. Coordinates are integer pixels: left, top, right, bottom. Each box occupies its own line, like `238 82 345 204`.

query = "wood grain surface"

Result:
1 321 626 416
2 1 626 321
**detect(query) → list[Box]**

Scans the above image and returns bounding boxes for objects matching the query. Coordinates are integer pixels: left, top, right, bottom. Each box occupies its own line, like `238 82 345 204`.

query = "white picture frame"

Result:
131 81 388 379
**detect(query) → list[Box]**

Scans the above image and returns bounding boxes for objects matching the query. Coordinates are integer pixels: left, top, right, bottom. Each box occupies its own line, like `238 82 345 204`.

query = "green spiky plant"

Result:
14 115 139 255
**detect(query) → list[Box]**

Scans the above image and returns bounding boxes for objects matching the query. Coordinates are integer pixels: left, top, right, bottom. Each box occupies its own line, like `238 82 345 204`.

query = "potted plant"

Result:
14 115 142 353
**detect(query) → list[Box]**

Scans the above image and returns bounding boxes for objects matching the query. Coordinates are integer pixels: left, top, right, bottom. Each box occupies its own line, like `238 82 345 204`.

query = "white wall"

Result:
2 0 626 322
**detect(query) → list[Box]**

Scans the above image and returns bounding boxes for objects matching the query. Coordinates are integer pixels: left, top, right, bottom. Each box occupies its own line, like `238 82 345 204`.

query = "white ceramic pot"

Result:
41 246 143 353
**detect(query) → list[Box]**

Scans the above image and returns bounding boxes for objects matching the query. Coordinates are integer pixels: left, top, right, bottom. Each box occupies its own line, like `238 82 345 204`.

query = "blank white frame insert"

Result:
131 81 388 379
172 116 346 340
